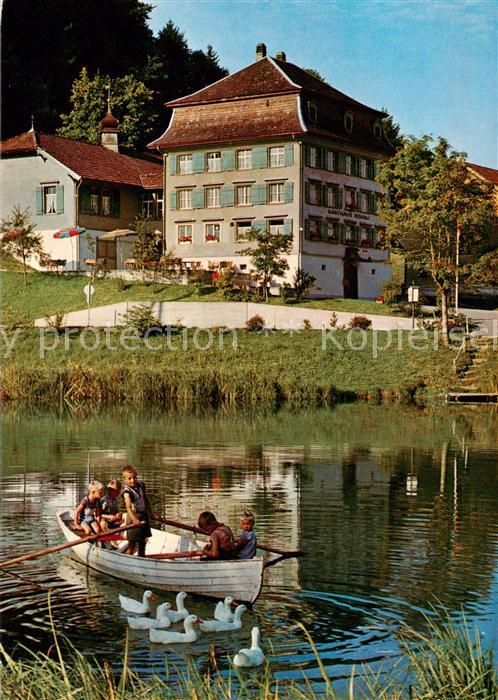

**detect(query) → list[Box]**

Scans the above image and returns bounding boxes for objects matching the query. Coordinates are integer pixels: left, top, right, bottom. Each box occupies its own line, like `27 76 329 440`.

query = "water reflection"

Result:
1 404 497 686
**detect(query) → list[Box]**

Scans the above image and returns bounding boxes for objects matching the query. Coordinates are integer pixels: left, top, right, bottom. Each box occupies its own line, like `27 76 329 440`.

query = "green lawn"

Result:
1 270 403 324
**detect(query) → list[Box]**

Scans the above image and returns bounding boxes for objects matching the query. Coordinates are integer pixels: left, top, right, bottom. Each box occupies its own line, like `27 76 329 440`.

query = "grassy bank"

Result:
2 270 406 324
1 328 457 407
1 613 495 699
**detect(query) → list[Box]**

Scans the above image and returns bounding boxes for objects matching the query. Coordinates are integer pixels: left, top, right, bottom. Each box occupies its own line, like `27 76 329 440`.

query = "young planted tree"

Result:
377 136 494 344
240 227 293 300
132 216 160 283
1 206 43 284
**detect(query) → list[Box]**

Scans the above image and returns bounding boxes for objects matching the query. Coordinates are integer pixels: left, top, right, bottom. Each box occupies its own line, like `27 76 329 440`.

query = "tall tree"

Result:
1 207 43 284
1 0 153 137
240 228 293 300
380 108 405 150
377 136 495 344
58 69 156 149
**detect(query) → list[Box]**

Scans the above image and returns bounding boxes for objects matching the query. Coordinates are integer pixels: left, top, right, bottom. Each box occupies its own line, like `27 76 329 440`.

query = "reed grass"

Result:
0 604 495 700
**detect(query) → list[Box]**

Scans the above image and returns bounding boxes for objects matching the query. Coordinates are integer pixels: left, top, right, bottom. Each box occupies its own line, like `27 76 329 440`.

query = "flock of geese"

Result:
118 589 265 668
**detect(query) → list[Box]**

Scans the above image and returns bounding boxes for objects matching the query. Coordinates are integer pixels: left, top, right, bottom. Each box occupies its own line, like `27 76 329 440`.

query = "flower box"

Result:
375 296 385 304
361 239 371 246
205 234 219 242
179 236 192 243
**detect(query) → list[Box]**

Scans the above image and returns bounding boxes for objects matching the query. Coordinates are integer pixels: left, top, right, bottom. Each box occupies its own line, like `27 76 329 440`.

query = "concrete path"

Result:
36 301 419 331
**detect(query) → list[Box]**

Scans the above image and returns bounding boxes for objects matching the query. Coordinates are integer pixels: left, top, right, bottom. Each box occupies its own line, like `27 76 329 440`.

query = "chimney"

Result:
275 51 286 62
256 43 267 61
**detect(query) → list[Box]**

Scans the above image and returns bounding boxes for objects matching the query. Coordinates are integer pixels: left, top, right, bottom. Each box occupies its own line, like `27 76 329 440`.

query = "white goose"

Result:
199 604 247 632
149 614 199 644
127 602 172 630
118 590 156 614
214 596 235 623
233 626 265 667
163 591 189 622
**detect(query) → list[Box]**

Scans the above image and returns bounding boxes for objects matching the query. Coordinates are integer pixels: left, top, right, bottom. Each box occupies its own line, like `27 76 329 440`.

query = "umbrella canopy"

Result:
99 229 136 240
53 227 86 239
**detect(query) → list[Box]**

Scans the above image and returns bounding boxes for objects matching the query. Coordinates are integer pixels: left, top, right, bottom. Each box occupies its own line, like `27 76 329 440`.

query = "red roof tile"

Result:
467 162 498 186
139 173 164 189
1 131 162 188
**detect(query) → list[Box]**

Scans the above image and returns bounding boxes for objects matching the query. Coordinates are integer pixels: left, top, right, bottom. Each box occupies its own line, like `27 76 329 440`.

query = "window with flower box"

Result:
359 227 371 247
178 154 193 174
207 151 221 172
269 146 285 167
177 223 193 243
205 187 220 208
268 182 284 203
327 220 341 243
237 149 252 170
178 189 192 210
344 223 357 245
205 223 221 242
236 185 252 206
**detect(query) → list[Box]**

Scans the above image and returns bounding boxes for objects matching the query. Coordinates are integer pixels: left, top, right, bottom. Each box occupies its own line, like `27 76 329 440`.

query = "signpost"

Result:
83 284 94 326
407 285 419 330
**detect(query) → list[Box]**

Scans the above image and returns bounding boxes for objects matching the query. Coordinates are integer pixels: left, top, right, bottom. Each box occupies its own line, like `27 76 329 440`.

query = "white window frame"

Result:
207 151 221 172
345 155 352 175
358 191 369 213
178 154 193 174
142 192 154 218
309 182 319 205
177 223 193 243
205 187 220 208
237 149 252 170
236 185 252 206
156 192 164 219
101 189 111 217
178 189 192 210
326 150 335 171
235 220 252 241
205 222 221 242
90 189 99 215
43 184 57 214
327 185 337 208
269 146 285 168
268 182 284 204
269 219 285 235
359 158 368 178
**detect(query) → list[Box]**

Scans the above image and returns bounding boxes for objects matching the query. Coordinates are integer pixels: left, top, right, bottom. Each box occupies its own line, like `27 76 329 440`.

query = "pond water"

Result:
1 404 497 692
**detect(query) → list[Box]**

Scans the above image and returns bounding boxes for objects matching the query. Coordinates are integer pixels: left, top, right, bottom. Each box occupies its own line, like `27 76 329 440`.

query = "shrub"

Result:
246 314 265 332
381 280 403 304
121 304 161 337
330 312 338 328
292 267 316 301
115 277 127 292
302 319 312 331
44 312 66 334
349 315 372 330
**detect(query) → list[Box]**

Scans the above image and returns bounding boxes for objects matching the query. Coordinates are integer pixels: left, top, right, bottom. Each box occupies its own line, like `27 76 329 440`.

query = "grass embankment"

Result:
2 270 404 324
2 327 455 407
0 613 495 699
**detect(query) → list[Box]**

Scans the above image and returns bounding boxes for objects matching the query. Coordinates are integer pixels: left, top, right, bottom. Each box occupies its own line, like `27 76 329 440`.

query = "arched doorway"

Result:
343 248 358 299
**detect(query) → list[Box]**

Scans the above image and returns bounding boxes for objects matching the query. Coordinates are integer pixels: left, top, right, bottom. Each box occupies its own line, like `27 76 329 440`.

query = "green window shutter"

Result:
284 182 294 203
338 152 346 173
55 185 64 213
304 145 311 167
321 183 328 206
283 219 293 235
111 190 120 217
304 219 311 240
336 188 343 209
169 191 177 211
169 155 177 175
305 182 310 204
192 189 204 209
251 184 267 204
221 150 235 171
284 144 294 166
220 186 235 206
339 223 346 241
320 220 328 241
192 152 205 173
368 192 377 214
252 147 268 169
35 187 43 215
79 186 91 214
252 220 266 233
319 148 326 170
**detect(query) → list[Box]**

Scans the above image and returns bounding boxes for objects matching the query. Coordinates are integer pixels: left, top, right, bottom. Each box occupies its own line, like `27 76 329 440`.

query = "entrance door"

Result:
96 240 117 270
343 259 358 299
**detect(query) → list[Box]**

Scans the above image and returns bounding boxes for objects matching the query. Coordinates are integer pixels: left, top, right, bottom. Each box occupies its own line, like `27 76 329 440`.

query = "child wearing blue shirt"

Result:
235 511 257 559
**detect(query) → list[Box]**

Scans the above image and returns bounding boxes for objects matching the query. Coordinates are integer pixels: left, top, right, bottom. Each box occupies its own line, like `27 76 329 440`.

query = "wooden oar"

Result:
151 515 305 559
147 550 202 560
0 521 144 569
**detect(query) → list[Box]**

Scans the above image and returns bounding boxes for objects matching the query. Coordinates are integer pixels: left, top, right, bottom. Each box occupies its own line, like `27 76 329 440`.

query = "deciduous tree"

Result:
378 136 495 344
240 228 293 300
1 207 43 284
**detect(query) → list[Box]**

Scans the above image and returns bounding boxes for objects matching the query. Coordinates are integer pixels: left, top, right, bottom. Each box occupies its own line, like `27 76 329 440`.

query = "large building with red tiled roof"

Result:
0 115 163 271
148 43 395 298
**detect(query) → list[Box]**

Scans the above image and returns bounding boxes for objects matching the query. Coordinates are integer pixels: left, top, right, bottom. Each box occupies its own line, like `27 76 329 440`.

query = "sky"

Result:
146 0 497 168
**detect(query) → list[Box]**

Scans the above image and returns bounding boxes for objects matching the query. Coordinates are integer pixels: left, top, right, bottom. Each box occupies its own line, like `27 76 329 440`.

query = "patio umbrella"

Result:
99 228 135 240
53 226 86 239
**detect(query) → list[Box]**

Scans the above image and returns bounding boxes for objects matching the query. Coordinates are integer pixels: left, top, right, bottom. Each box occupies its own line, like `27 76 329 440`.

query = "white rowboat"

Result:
56 510 271 603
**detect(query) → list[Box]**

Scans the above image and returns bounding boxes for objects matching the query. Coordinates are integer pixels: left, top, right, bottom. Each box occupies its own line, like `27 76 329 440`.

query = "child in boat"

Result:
101 479 123 531
234 511 257 559
196 511 237 559
73 480 104 535
121 466 156 557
